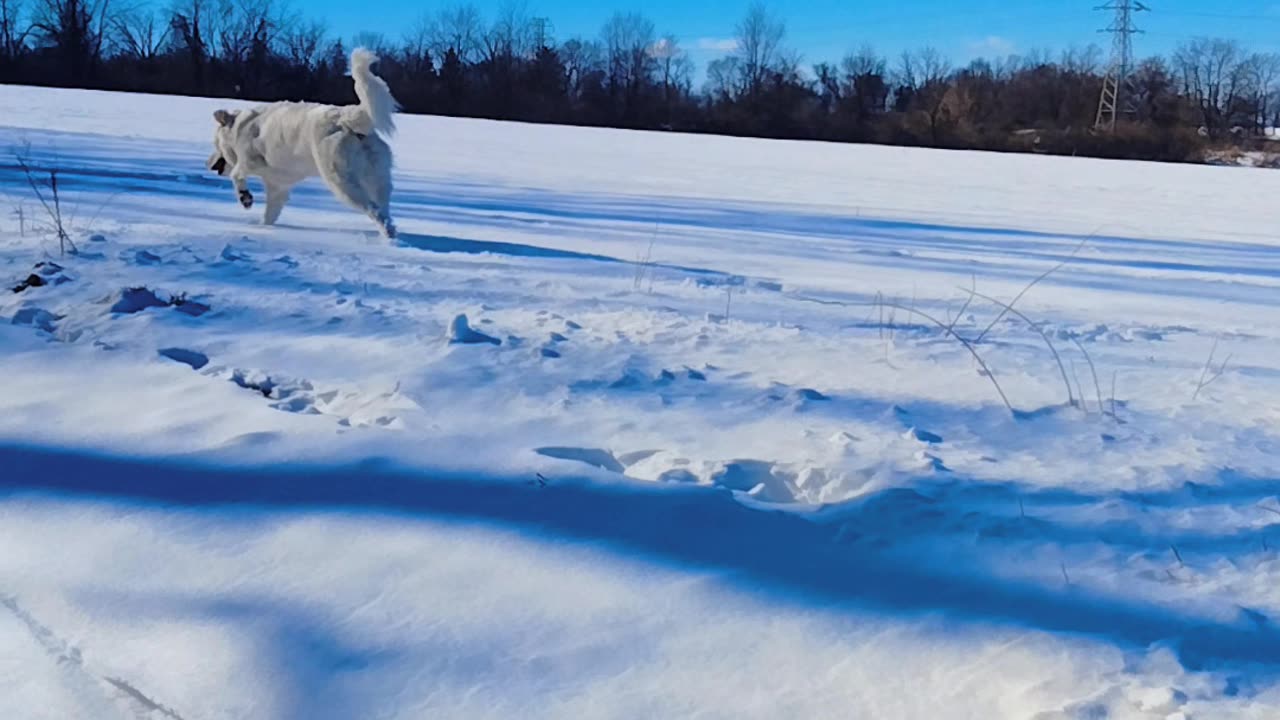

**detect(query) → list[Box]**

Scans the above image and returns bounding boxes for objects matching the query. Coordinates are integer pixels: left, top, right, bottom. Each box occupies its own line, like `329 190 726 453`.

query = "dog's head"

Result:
207 109 238 176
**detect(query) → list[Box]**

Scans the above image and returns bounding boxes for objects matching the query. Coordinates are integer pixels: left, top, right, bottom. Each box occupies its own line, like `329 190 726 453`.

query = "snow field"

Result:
1 83 1280 717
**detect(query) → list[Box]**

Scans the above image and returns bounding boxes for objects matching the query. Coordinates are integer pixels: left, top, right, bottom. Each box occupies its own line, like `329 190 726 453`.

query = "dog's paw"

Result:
239 190 254 209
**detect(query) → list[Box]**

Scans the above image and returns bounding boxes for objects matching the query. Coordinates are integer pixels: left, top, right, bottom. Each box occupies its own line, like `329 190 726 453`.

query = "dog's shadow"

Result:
231 222 613 265
241 225 729 280
396 232 621 265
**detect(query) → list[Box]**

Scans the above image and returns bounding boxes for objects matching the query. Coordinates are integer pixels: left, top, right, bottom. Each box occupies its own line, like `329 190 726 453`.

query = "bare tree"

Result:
428 3 482 64
1174 37 1245 132
1130 55 1178 124
279 16 321 68
649 33 692 121
897 49 918 91
895 48 952 97
112 5 168 60
897 47 955 142
559 36 601 100
166 0 215 87
1 0 32 61
399 13 432 71
213 0 273 63
814 60 840 111
600 11 654 109
705 54 740 102
992 53 1025 81
208 0 295 95
916 47 952 86
1059 43 1103 76
30 0 112 79
484 0 534 62
842 44 885 79
1240 52 1280 132
734 1 784 101
839 45 889 124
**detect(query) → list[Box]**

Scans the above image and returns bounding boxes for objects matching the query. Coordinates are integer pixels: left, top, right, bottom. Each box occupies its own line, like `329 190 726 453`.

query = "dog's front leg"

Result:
230 165 253 209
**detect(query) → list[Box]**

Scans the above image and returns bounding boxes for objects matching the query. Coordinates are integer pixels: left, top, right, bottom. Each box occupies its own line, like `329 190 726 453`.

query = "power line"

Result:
1155 10 1280 22
1095 0 1149 132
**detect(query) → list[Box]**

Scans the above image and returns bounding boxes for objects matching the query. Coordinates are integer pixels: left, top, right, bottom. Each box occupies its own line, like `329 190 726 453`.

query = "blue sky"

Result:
313 0 1280 73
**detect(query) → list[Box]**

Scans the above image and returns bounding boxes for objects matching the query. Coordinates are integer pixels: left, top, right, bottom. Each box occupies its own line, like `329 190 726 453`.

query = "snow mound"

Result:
448 314 501 345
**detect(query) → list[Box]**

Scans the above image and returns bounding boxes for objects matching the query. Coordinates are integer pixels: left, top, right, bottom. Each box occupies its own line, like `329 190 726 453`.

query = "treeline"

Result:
2 0 1278 162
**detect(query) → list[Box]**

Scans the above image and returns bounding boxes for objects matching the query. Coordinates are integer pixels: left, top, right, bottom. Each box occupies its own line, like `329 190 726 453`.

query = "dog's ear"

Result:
213 109 237 127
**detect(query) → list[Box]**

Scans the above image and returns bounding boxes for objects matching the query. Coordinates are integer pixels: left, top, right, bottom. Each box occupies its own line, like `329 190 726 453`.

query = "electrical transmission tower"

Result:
531 17 555 52
1094 0 1149 131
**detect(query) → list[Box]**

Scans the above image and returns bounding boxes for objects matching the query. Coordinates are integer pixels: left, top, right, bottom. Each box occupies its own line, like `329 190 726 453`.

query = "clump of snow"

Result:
448 313 501 345
106 286 209 316
158 347 209 370
10 274 46 293
108 287 169 314
11 307 60 332
10 262 70 294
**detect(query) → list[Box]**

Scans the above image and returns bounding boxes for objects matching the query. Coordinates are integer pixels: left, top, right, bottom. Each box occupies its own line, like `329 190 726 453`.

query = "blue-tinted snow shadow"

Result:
8 127 1280 301
396 232 728 278
2 442 1278 678
99 593 408 718
399 232 622 263
12 154 1277 309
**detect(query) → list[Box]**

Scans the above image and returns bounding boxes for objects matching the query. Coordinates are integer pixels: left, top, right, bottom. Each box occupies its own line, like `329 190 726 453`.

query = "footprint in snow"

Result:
913 429 944 444
10 262 70 293
11 308 61 333
158 347 209 370
132 249 163 265
108 287 211 317
536 446 625 473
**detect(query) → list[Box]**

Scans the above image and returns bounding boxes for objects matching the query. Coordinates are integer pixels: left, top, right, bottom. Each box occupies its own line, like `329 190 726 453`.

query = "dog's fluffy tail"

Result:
347 48 399 138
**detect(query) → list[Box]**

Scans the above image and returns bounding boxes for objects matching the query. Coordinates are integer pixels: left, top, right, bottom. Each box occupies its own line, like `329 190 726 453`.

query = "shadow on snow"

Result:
1 442 1278 677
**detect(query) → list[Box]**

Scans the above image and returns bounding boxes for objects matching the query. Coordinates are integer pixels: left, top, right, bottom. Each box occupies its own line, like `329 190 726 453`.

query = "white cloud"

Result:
648 38 681 60
696 37 739 53
968 35 1016 58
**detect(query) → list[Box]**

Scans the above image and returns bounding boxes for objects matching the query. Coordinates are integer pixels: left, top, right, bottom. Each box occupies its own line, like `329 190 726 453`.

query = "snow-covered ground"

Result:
2 84 1280 719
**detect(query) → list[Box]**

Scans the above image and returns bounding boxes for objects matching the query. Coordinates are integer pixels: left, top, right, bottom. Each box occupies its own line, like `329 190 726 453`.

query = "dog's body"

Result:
207 48 400 237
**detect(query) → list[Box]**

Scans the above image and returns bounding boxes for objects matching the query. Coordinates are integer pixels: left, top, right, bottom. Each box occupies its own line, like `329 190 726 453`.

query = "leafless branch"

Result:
1071 337 1107 418
976 235 1091 343
792 293 1014 415
960 286 1075 409
13 145 76 257
1193 337 1232 400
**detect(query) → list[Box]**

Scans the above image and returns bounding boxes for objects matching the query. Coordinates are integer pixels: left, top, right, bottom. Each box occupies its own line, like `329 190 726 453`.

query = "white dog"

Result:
207 48 400 238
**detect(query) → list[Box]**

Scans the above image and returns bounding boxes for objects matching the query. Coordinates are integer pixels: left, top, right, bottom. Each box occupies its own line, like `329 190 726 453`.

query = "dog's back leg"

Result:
359 157 396 239
315 134 396 239
263 182 292 226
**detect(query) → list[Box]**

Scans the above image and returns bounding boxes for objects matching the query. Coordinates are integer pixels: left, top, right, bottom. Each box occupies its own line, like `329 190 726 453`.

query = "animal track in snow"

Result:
535 426 949 505
158 347 209 370
159 353 420 430
2 594 187 720
107 287 210 317
12 307 61 333
10 261 70 293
